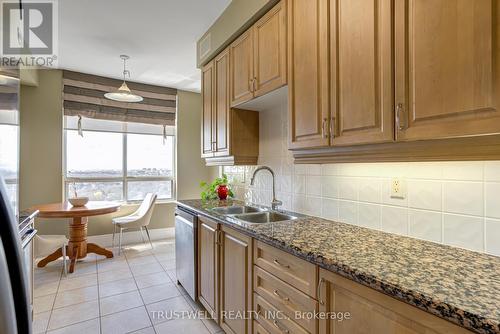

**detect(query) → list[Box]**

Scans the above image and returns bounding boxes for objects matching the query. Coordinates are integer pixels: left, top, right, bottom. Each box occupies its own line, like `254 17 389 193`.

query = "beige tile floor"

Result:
33 239 224 334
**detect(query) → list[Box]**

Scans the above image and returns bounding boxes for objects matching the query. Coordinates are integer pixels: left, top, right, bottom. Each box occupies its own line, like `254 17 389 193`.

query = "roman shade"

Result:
62 70 177 126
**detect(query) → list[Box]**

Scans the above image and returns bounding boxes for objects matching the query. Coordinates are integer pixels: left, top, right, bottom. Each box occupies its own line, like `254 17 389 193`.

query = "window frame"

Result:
63 126 176 203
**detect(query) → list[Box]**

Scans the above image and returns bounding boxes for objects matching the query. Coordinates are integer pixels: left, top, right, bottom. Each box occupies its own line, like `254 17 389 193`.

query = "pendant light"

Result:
104 55 143 103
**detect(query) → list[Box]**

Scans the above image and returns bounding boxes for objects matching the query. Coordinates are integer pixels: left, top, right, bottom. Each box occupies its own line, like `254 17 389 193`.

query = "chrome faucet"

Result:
250 166 282 210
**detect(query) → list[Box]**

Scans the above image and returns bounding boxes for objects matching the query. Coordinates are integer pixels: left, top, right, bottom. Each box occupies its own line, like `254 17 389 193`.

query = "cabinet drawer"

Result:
254 241 317 297
254 293 308 334
254 266 318 333
253 321 271 334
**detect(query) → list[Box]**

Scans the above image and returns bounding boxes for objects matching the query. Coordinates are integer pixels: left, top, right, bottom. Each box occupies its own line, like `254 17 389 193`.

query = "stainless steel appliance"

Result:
0 179 32 333
175 206 198 300
19 210 38 318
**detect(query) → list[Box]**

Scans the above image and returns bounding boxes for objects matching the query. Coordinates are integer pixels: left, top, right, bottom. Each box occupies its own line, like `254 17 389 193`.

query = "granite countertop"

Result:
177 199 500 334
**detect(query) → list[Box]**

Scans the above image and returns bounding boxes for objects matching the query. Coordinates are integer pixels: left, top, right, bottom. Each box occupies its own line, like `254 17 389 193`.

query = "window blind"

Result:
62 70 177 126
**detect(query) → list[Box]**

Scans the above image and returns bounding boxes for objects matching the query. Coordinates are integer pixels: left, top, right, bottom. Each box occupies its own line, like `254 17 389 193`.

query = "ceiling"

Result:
58 0 231 92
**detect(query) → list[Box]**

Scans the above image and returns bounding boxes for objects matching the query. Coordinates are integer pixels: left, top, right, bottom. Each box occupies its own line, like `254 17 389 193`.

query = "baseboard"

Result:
86 227 175 247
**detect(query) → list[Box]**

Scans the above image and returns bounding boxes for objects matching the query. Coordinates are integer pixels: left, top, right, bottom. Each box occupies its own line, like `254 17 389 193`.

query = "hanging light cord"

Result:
122 57 130 83
77 115 83 137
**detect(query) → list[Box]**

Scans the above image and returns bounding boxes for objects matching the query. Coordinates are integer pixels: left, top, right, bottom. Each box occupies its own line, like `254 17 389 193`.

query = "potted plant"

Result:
200 174 234 201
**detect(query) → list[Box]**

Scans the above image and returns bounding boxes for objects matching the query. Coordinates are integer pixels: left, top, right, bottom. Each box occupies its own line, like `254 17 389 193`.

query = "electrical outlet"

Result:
391 178 406 199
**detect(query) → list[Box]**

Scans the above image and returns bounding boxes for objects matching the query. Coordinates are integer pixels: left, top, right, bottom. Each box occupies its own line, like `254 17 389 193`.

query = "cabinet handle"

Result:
330 116 335 139
317 277 325 305
253 77 257 92
273 259 290 269
215 230 220 245
249 78 254 93
273 289 290 302
273 320 289 334
212 141 216 152
396 103 406 130
322 118 329 139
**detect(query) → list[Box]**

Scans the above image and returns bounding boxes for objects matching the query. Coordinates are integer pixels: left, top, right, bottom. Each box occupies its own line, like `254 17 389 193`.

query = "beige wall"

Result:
197 0 276 66
19 70 210 236
176 90 216 199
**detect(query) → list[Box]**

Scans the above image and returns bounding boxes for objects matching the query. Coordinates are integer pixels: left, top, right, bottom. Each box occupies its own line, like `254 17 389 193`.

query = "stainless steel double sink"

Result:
211 205 297 224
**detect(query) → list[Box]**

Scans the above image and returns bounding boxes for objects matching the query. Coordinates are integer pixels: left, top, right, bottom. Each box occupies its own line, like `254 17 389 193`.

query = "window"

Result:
64 117 175 202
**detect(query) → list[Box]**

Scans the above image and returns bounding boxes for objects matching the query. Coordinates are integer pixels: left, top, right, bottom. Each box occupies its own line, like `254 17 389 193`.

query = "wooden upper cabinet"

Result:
230 30 254 107
201 61 214 157
253 0 287 98
214 49 230 156
198 217 219 322
288 0 330 149
395 0 500 141
330 0 394 146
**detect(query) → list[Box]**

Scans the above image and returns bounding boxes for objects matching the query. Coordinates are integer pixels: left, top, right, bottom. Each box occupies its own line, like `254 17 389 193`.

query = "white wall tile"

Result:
381 206 408 235
409 209 442 243
358 178 382 203
305 196 322 216
293 175 305 194
339 200 357 225
321 176 339 199
485 219 500 256
443 182 483 216
485 182 500 219
322 199 339 220
292 194 306 214
358 203 381 230
338 177 358 201
306 175 322 197
443 214 484 252
321 164 337 176
406 162 443 180
278 175 292 193
408 180 442 211
485 162 500 182
441 161 484 181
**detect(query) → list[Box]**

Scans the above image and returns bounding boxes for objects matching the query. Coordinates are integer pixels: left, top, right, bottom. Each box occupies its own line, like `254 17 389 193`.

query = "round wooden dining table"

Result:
31 201 121 273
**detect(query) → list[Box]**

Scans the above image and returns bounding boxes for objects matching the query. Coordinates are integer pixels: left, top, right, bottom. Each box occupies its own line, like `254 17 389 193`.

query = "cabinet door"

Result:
318 269 472 334
201 61 215 157
214 49 230 157
220 226 252 334
230 29 254 107
330 0 393 146
395 0 500 141
198 217 219 321
253 0 287 98
288 0 330 149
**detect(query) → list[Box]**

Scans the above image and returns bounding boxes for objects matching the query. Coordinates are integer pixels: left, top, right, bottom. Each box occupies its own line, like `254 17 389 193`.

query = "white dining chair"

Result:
112 193 157 255
35 235 68 276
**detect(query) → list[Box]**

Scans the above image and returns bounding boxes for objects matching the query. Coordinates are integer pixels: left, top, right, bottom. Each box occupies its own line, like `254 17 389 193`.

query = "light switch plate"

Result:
391 178 406 199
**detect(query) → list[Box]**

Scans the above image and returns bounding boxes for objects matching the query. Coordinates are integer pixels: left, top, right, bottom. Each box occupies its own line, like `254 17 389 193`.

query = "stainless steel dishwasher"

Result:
175 206 198 301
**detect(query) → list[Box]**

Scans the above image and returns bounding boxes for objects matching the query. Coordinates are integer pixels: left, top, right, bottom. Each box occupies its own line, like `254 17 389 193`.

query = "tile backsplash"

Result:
223 98 500 256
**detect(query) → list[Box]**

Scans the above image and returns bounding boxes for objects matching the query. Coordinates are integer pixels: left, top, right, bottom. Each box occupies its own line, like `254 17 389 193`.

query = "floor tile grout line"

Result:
123 245 156 332
42 263 64 334
44 316 100 334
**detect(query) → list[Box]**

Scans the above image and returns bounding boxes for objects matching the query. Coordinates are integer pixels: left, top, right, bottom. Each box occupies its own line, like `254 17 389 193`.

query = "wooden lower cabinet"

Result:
197 216 253 334
220 225 253 334
318 269 473 334
198 217 219 321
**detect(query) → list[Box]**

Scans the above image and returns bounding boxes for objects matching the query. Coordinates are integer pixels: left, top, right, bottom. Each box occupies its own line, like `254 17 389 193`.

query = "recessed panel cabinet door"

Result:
318 269 473 334
253 0 287 98
288 0 330 149
395 0 500 141
230 30 254 107
201 62 214 157
331 0 394 146
220 226 252 334
214 49 230 156
198 217 219 322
